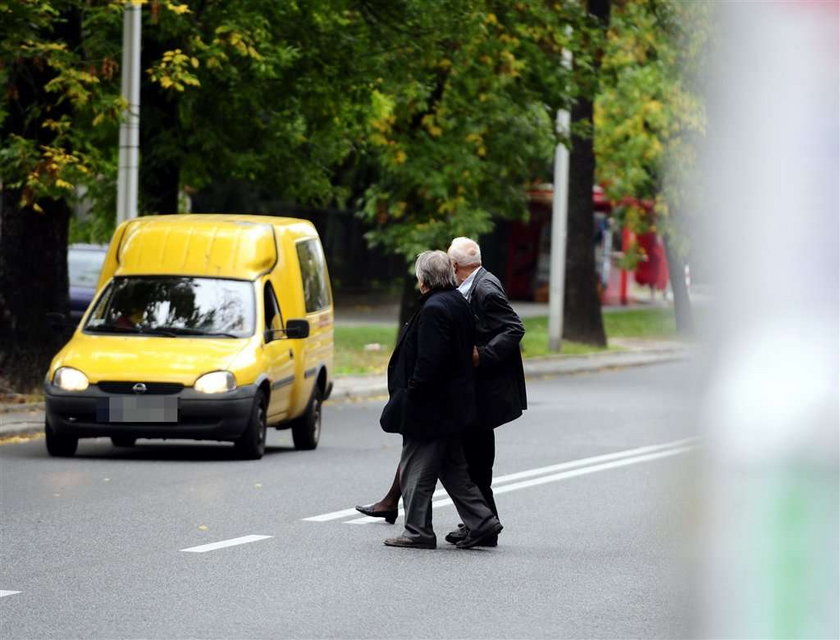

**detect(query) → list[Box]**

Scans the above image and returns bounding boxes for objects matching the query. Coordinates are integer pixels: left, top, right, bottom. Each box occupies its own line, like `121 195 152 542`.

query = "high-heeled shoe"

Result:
355 503 398 524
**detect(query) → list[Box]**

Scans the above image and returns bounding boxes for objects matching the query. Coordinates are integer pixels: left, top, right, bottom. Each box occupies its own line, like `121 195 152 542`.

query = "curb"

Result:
0 346 693 440
329 346 691 402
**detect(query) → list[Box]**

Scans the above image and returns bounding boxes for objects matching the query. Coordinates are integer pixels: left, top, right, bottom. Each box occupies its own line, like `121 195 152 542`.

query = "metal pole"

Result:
117 2 141 223
547 107 570 352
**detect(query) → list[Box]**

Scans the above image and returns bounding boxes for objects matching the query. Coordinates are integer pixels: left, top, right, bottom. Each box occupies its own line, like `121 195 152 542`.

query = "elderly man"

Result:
357 239 525 548
379 250 502 549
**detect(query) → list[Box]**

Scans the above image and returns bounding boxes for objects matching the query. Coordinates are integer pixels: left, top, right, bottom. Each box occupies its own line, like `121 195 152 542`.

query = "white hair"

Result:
415 250 457 290
447 237 482 267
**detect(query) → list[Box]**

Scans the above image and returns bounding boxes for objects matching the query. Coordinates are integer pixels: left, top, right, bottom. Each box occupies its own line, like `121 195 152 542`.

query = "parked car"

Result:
44 215 334 459
68 244 108 322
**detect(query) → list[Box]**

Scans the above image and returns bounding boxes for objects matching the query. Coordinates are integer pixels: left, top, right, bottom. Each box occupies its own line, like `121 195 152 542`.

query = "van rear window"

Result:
296 239 331 313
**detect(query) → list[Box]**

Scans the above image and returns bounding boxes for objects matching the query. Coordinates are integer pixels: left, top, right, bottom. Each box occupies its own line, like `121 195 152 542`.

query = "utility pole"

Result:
548 43 573 352
116 1 141 224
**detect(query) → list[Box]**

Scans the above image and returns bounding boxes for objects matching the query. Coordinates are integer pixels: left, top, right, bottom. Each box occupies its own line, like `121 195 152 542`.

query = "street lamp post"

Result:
548 39 573 353
548 107 570 352
116 1 141 224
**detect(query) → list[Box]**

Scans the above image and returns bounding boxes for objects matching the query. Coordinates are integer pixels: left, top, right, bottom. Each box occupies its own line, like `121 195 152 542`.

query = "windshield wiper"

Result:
155 326 241 338
85 324 178 337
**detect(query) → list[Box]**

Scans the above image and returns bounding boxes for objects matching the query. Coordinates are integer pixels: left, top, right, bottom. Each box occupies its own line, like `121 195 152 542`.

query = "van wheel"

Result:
292 387 322 451
235 393 267 460
111 436 136 447
45 420 78 457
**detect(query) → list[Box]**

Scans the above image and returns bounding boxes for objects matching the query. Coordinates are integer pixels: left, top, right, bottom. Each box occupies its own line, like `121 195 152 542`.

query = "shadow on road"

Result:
5 438 299 462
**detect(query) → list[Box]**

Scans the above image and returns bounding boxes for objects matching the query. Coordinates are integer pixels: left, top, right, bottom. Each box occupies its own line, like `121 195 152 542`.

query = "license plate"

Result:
98 397 178 423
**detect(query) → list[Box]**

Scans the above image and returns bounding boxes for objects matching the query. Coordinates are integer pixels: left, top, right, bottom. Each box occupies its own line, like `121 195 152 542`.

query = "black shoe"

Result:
355 504 398 524
384 536 436 549
456 522 503 549
447 528 498 547
444 523 468 544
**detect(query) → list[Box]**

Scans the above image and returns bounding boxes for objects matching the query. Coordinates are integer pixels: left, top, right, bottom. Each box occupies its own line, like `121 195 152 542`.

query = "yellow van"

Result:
44 214 334 459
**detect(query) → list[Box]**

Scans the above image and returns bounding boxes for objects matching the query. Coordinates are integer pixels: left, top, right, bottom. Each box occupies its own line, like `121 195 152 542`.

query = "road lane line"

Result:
307 437 697 523
302 507 363 522
181 535 273 553
338 439 697 524
0 590 21 598
490 437 698 486
421 445 694 511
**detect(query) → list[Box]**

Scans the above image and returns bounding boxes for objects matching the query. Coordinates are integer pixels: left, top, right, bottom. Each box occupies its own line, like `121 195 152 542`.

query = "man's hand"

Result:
472 346 480 367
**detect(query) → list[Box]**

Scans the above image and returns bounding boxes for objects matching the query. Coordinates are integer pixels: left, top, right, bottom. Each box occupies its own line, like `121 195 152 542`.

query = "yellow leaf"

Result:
198 524 208 530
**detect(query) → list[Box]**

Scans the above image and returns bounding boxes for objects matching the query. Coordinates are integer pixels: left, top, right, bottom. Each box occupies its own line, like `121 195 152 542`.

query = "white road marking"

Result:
181 535 273 553
345 444 694 522
305 437 698 524
427 445 695 510
0 591 21 598
303 507 363 522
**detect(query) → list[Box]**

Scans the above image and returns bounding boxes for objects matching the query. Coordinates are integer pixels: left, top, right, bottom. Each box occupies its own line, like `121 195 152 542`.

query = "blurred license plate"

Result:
98 397 178 423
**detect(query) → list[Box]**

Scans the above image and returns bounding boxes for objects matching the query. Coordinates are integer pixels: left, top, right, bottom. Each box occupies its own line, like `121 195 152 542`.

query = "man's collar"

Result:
457 266 481 297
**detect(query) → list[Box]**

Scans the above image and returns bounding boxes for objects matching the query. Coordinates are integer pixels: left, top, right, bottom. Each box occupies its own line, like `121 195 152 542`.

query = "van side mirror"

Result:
264 319 310 342
284 319 310 339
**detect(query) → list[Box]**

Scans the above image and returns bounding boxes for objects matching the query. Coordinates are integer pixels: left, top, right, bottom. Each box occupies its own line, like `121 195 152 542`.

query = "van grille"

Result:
97 381 184 395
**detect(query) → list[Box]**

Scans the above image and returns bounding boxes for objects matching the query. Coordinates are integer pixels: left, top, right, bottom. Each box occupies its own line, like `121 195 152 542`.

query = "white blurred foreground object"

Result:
695 2 839 638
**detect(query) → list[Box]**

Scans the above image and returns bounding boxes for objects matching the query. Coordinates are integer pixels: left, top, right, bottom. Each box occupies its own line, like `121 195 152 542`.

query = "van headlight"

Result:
54 367 89 391
194 371 236 394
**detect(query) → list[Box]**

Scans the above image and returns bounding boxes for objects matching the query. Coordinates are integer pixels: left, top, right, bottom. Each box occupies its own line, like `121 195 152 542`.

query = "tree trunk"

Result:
0 194 71 391
562 0 611 346
397 271 420 330
139 40 181 215
663 232 693 334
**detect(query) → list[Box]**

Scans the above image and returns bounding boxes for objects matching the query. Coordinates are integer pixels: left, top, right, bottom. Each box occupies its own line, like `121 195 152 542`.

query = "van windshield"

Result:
84 276 255 338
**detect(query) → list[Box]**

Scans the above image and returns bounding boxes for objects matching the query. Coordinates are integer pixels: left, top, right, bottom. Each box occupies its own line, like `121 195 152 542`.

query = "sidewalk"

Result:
0 338 693 439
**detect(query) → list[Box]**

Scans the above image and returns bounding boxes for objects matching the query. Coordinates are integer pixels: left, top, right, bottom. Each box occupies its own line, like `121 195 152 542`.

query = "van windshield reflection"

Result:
84 276 255 338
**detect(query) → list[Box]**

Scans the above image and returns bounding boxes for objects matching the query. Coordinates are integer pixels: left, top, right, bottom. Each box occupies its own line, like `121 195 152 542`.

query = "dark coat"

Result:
469 267 527 429
380 289 476 439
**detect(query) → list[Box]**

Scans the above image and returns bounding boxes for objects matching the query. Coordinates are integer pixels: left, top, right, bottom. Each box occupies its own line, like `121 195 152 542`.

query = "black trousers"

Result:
462 428 498 517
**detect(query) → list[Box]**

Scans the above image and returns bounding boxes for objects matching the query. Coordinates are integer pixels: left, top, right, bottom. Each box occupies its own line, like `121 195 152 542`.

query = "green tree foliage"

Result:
595 0 708 240
136 0 382 214
354 2 584 263
594 0 709 332
0 1 126 218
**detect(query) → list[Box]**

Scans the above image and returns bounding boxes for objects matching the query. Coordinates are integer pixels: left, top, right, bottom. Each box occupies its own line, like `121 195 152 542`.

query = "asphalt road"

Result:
1 361 701 639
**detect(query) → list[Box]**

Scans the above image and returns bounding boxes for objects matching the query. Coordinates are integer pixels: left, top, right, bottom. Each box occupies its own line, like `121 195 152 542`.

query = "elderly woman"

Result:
379 250 502 550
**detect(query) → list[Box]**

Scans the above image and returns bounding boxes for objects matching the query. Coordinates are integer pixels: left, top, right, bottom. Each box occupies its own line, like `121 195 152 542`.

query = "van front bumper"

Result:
44 382 258 441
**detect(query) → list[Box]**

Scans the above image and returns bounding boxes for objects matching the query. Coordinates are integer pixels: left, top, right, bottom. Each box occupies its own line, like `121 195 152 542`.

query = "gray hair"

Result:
447 237 482 267
415 250 457 291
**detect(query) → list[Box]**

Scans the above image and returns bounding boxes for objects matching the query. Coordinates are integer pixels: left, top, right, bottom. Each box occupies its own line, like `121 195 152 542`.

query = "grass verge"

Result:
335 307 677 375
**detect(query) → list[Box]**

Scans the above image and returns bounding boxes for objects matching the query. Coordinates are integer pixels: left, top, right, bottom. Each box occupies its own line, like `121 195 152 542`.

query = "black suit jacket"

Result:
469 267 527 429
380 289 476 438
